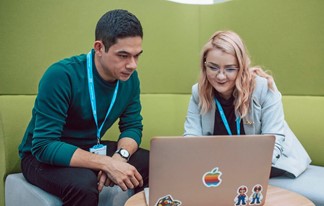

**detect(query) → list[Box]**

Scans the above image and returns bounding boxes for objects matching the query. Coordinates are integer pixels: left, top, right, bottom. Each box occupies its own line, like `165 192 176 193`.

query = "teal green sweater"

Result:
18 50 143 166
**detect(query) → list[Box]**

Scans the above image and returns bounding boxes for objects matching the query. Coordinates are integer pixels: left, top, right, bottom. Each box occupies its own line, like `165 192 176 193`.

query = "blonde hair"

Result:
198 31 273 118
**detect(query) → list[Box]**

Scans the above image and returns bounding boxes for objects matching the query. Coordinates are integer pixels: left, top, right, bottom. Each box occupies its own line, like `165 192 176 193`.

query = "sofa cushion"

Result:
269 165 324 206
282 96 324 166
5 173 133 206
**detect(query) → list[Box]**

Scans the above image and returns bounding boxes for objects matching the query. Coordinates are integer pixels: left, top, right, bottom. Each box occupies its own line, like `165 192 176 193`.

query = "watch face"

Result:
120 150 128 157
120 149 129 157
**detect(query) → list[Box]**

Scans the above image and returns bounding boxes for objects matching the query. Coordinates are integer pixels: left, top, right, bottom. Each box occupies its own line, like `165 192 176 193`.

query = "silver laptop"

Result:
148 135 275 206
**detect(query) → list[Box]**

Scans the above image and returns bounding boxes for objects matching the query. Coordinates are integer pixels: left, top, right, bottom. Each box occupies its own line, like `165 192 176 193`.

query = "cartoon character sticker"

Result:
234 186 248 206
249 184 263 205
155 195 182 206
202 167 222 187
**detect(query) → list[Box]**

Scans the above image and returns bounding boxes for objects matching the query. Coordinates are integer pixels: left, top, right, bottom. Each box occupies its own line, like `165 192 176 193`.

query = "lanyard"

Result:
215 98 241 135
87 50 119 143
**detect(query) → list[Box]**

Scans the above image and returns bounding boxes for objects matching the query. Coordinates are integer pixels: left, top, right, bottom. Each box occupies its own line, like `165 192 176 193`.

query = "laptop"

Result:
147 135 275 206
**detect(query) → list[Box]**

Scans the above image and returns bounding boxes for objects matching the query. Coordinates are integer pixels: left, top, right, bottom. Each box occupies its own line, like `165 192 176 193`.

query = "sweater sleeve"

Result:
31 63 78 166
118 71 143 145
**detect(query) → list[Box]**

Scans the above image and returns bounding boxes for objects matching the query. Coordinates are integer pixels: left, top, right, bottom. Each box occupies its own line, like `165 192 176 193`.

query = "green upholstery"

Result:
282 96 324 166
1 94 324 205
1 0 324 205
0 96 33 175
0 107 5 206
1 95 324 169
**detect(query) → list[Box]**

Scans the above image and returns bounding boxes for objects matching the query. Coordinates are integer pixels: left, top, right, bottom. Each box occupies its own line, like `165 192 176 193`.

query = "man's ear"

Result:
93 41 104 54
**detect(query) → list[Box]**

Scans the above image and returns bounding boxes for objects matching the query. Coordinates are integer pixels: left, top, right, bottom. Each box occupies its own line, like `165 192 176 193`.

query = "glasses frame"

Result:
204 61 239 77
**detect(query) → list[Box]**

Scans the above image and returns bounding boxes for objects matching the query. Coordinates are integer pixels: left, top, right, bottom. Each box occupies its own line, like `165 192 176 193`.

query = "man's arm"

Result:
93 72 143 191
70 144 143 191
114 137 138 159
94 137 140 192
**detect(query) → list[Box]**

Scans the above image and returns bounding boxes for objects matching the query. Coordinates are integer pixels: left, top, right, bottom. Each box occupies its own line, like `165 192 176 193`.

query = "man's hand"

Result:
70 138 142 192
104 157 143 191
97 171 114 192
97 153 133 192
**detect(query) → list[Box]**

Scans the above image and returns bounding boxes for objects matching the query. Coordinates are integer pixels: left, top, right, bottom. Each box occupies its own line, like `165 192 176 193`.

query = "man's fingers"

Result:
117 181 128 191
97 170 102 181
134 170 143 187
124 178 135 189
106 161 144 190
97 181 105 192
109 181 115 187
97 172 107 192
104 178 112 187
124 170 143 189
129 176 140 188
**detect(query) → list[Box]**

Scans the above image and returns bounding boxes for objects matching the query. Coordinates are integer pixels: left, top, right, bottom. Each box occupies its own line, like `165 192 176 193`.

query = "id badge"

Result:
89 144 107 156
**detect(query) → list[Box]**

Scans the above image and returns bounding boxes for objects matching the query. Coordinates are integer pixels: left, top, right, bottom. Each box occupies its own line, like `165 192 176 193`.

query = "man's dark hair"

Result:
95 9 143 52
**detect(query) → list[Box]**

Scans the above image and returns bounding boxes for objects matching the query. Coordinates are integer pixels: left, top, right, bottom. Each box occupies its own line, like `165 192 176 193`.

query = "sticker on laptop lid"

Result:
249 184 263 205
234 185 248 206
202 167 222 187
155 195 182 206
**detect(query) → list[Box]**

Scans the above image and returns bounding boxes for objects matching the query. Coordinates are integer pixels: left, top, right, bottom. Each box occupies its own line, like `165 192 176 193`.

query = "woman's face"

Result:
205 48 239 100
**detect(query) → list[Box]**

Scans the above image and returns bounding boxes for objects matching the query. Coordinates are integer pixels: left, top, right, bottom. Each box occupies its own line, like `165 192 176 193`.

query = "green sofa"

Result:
1 1 324 205
1 94 324 205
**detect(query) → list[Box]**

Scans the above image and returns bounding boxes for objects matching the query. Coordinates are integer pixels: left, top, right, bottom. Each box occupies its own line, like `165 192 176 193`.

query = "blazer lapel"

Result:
202 106 216 135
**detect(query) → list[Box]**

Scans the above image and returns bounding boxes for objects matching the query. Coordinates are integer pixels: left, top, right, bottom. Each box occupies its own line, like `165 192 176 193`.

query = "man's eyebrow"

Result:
117 50 143 56
136 50 143 56
116 50 129 55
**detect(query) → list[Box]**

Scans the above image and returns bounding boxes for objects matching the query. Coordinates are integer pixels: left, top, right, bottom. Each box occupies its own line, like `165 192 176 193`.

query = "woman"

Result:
184 30 310 177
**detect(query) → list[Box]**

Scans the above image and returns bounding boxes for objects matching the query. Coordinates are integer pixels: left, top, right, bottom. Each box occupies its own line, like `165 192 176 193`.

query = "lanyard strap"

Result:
215 98 241 135
87 50 119 143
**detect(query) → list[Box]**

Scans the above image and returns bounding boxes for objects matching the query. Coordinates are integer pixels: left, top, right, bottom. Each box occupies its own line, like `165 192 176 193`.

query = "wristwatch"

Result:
115 148 130 161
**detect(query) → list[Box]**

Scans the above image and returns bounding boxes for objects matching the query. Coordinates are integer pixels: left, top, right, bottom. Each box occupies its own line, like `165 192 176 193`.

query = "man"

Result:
18 9 148 205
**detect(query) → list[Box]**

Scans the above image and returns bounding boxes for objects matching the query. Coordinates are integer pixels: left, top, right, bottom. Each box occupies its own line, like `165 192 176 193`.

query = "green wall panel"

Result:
0 0 200 95
1 0 324 95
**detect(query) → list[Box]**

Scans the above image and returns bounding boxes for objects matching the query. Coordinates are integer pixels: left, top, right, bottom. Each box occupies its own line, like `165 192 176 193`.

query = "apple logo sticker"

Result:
202 167 222 187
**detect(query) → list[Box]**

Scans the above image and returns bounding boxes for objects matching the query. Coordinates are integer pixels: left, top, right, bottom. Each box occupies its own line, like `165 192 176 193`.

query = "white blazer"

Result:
184 76 311 177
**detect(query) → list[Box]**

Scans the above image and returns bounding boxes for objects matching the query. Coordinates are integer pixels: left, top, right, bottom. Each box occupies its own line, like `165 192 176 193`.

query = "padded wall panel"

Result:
1 0 323 95
0 0 200 95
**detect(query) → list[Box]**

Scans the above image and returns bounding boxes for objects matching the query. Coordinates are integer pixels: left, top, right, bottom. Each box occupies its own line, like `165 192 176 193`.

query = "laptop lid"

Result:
148 135 275 206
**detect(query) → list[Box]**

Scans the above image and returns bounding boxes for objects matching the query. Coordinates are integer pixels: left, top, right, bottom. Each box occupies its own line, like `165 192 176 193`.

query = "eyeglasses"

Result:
204 62 238 76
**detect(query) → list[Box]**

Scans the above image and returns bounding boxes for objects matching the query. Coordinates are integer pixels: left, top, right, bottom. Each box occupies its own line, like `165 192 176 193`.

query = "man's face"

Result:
95 36 143 82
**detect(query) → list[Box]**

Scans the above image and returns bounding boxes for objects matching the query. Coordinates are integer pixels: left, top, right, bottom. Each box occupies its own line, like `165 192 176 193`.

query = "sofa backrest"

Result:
1 94 323 176
0 104 5 206
282 96 324 166
0 96 35 175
